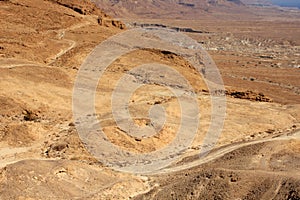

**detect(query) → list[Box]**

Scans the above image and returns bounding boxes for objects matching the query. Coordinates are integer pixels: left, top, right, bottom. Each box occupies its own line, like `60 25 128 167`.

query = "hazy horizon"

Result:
270 0 300 8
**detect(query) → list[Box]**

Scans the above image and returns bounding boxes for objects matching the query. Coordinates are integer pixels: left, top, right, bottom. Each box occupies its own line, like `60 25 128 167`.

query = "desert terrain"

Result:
0 0 300 199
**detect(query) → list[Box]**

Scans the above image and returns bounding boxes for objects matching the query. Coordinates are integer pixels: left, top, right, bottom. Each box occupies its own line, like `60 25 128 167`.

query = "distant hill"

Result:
241 0 274 7
93 0 253 19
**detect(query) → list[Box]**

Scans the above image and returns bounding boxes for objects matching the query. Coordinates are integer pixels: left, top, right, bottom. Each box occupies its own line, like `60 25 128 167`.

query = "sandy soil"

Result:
0 0 299 199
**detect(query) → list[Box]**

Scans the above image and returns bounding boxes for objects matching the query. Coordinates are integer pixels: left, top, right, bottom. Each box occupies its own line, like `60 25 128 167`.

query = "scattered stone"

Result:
50 142 69 152
266 129 275 134
230 177 238 182
23 110 39 121
259 55 274 59
226 90 272 102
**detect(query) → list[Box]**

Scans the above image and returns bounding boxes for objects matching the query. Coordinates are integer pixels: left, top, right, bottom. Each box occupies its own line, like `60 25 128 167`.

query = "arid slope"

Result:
0 0 300 199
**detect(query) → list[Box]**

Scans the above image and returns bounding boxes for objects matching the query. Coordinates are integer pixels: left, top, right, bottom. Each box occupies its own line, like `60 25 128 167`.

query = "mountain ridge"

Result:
93 0 252 19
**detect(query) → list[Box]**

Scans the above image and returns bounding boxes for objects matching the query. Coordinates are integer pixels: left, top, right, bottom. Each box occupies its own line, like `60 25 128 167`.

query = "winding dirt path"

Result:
47 20 91 65
151 130 300 175
0 19 92 69
0 143 43 169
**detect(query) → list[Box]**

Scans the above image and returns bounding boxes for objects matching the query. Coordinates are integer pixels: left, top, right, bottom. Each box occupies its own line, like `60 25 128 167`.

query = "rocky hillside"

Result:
0 0 300 199
0 0 124 64
0 1 146 199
